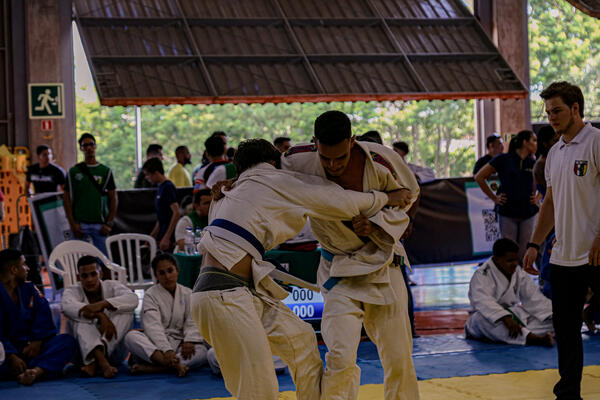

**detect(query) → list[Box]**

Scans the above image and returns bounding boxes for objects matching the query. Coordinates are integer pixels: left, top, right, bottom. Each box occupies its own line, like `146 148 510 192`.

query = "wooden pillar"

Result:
495 0 531 136
25 0 75 169
474 0 531 156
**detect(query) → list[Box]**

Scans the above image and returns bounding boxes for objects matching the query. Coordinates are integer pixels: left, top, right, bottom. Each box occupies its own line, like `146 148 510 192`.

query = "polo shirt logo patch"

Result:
574 160 588 176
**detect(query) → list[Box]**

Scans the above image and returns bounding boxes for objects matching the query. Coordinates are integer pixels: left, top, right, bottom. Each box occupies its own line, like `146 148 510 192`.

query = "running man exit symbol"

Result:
28 83 64 119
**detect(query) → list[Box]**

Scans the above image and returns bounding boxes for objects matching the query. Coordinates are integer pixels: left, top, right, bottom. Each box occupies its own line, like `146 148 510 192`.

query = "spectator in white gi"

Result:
125 253 209 376
465 238 553 347
61 256 138 378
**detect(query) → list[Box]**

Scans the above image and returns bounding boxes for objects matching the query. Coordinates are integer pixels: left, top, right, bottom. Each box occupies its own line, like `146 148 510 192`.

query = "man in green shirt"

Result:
63 133 117 255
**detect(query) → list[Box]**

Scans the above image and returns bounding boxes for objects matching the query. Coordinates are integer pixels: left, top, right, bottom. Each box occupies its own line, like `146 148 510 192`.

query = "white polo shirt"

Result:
545 123 600 266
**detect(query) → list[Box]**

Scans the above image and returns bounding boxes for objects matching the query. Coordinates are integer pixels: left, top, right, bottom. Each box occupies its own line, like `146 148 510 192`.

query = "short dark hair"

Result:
540 81 584 118
486 135 501 148
359 131 383 145
146 143 162 156
151 252 179 274
77 255 99 271
175 145 188 155
0 249 23 275
211 131 227 138
234 139 281 174
536 125 557 157
193 189 211 204
393 141 409 154
508 130 534 153
78 133 96 146
36 145 50 155
273 137 290 147
314 111 352 145
226 147 236 159
142 157 164 174
492 238 519 258
205 135 226 158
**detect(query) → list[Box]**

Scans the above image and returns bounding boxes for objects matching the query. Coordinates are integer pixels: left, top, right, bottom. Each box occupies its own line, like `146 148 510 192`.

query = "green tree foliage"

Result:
76 98 475 188
529 0 600 120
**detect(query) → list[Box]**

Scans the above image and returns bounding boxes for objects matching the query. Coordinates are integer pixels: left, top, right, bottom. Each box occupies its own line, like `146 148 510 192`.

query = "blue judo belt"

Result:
210 218 265 257
321 249 342 290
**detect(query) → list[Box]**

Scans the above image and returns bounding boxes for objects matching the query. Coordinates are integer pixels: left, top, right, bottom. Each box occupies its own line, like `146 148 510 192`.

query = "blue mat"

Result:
2 334 599 399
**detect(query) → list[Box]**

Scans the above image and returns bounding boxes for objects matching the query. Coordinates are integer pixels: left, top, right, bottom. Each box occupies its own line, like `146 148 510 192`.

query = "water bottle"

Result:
193 227 203 255
184 227 195 255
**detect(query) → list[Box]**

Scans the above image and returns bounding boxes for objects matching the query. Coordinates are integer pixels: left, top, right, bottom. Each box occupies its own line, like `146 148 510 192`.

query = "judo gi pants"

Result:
321 266 419 400
124 330 208 368
465 310 553 345
0 334 76 378
68 312 133 365
551 264 600 400
190 287 323 400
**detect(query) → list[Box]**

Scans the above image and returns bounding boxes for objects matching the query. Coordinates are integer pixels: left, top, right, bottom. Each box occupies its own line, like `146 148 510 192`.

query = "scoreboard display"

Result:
282 286 324 321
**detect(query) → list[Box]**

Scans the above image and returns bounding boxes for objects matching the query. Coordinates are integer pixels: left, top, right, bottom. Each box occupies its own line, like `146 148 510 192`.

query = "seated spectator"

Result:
465 238 554 347
125 253 209 376
144 158 181 252
167 146 192 188
273 137 291 153
392 141 436 182
473 134 504 175
25 145 66 194
192 135 236 191
135 144 163 189
0 249 76 385
61 255 138 378
174 189 211 252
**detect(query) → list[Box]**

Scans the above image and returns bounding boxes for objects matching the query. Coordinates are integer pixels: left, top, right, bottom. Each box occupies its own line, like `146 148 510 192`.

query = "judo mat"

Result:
2 333 599 400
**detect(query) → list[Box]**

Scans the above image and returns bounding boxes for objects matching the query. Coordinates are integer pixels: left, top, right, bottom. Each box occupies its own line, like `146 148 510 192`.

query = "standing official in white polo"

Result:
523 81 600 400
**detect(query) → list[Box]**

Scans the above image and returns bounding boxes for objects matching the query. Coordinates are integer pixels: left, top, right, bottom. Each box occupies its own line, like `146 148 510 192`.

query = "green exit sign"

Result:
28 83 64 119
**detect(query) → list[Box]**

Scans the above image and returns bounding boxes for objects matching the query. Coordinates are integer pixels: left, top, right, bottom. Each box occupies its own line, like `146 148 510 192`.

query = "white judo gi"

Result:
125 283 208 368
190 162 390 400
62 280 138 365
282 141 421 400
465 257 553 345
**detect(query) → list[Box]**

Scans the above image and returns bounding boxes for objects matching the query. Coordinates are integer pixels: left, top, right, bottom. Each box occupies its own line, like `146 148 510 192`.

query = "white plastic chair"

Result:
48 240 127 288
106 233 157 290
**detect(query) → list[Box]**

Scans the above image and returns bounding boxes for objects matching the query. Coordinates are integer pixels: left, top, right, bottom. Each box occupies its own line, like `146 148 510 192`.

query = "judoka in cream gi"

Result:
61 255 138 378
190 138 407 400
282 111 420 400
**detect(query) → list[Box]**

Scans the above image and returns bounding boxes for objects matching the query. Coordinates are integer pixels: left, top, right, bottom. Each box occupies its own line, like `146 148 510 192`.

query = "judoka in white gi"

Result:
191 138 407 400
281 111 420 400
465 238 554 346
125 253 208 376
61 255 138 378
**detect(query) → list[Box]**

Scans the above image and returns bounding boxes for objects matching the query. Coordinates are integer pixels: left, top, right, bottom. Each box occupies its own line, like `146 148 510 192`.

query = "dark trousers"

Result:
550 264 600 400
0 334 76 378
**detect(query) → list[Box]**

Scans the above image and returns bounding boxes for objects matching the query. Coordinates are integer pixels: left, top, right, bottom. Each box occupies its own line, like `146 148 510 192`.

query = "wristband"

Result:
526 242 540 251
